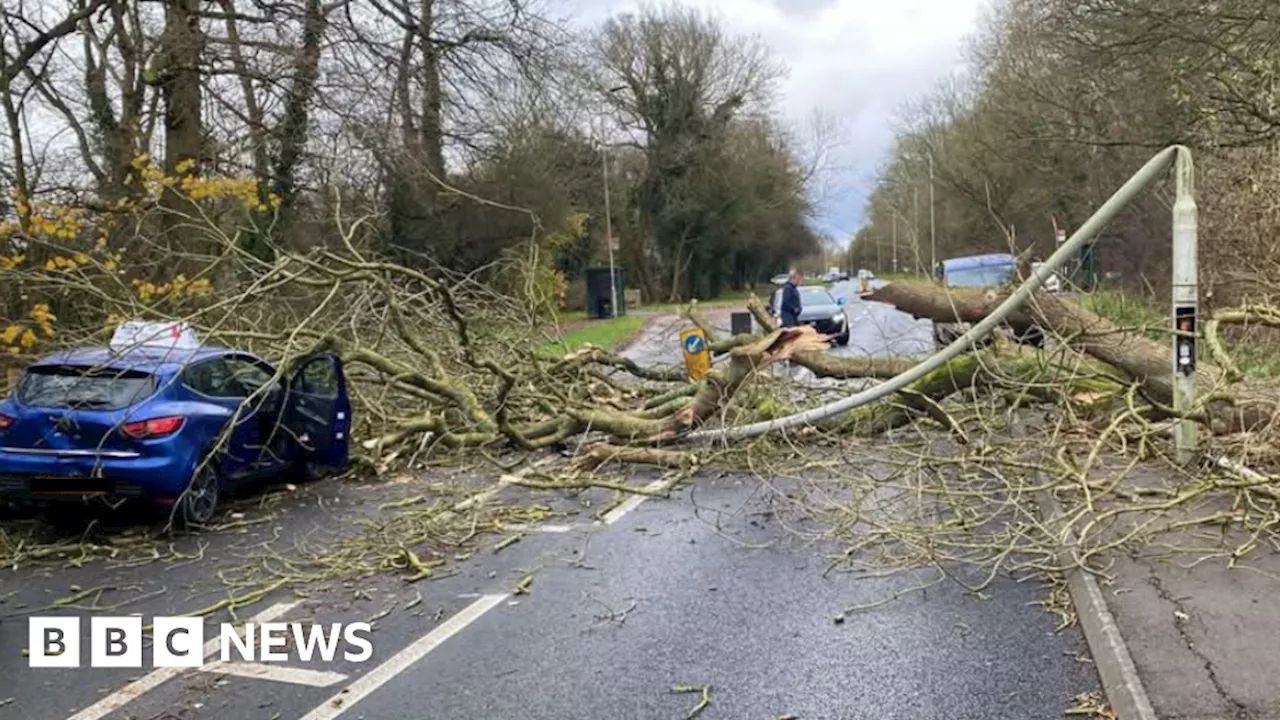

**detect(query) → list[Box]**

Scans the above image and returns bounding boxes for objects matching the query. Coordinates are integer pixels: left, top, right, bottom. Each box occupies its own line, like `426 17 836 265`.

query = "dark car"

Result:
0 321 351 525
768 286 851 345
933 253 1044 349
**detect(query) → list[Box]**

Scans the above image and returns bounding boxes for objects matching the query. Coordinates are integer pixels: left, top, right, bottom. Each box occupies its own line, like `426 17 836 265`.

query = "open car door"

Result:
284 353 352 475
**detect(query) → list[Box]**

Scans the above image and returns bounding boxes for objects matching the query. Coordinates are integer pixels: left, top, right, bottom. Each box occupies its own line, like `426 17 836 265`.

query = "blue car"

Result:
0 332 351 525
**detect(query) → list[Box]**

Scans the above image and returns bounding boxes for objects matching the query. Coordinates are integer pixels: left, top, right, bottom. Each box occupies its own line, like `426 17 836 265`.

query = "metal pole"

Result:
913 187 921 274
1172 148 1198 461
892 213 899 274
602 136 618 318
928 151 936 272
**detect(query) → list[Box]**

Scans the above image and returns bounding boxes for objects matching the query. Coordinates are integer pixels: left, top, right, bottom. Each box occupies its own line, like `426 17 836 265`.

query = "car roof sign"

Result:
108 320 201 357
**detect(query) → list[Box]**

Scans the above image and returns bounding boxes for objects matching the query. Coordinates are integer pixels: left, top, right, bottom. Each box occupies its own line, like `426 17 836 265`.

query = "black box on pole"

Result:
730 312 752 337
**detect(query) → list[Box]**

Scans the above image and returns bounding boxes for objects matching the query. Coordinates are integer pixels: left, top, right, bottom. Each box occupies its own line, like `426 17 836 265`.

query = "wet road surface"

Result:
1 471 1099 720
0 286 1104 720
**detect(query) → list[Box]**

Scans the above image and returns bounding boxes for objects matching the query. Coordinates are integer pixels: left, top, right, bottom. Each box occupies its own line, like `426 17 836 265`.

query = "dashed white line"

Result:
66 601 300 720
199 660 348 687
600 479 671 525
501 522 581 533
298 593 509 720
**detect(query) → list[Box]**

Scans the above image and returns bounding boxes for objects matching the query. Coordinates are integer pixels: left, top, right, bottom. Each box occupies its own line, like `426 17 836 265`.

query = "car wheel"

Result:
295 461 328 483
178 461 221 527
836 329 850 346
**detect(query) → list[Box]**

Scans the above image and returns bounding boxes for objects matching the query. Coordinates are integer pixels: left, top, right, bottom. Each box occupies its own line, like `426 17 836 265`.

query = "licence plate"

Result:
30 476 112 494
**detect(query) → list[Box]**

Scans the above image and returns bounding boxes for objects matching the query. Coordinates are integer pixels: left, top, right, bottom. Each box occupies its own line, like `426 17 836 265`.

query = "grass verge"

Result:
1079 289 1280 379
539 314 650 356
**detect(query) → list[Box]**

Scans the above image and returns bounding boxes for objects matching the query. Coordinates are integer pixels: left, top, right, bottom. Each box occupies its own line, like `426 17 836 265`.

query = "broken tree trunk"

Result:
573 326 833 441
745 296 918 378
865 281 1280 433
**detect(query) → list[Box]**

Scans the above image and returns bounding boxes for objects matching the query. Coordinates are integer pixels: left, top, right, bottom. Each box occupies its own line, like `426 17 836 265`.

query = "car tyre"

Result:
295 461 328 483
835 328 850 346
176 460 221 528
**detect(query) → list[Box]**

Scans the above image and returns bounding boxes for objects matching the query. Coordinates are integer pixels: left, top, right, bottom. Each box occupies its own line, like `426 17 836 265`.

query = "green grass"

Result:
539 314 649 356
1078 290 1167 342
1077 289 1280 379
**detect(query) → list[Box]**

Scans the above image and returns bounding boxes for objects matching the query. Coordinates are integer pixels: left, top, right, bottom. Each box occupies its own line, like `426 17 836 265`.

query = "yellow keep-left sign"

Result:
680 328 712 380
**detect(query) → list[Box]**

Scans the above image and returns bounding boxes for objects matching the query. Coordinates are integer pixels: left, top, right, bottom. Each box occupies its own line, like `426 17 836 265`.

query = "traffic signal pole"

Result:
1172 148 1198 462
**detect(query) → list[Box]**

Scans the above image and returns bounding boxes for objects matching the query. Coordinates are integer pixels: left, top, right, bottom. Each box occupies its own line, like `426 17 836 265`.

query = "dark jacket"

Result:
780 281 802 327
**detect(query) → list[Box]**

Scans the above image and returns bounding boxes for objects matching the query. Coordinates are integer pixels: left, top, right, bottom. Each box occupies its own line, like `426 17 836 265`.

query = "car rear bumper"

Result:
0 447 194 502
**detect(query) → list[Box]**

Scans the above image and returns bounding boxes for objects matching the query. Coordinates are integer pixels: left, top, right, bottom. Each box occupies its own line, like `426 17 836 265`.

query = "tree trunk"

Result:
161 0 203 178
157 0 205 260
270 0 326 230
865 281 1280 433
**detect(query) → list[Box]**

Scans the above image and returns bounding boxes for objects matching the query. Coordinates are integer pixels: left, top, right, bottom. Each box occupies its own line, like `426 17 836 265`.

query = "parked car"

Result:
767 286 851 345
821 269 849 283
932 253 1044 349
0 321 351 525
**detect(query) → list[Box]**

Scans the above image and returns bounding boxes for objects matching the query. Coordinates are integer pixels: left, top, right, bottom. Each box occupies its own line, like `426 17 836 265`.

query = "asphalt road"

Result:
622 280 934 383
0 292 1102 720
1 472 1099 720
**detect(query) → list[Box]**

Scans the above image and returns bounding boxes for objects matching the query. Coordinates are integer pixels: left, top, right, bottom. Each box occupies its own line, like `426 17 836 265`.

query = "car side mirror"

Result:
837 297 846 306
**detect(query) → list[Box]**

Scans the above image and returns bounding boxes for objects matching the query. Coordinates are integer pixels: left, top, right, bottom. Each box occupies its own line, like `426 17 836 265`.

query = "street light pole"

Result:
892 213 899 274
928 151 936 273
601 133 618 318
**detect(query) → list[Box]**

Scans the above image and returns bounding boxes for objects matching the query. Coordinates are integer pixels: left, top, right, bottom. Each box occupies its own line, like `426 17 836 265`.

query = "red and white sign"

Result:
109 320 201 354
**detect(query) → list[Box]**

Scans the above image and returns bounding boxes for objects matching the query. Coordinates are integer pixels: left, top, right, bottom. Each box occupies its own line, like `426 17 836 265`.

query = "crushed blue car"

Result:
0 321 351 525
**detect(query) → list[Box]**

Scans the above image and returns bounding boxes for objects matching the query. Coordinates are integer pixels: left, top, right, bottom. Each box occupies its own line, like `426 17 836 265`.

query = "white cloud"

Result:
560 0 990 238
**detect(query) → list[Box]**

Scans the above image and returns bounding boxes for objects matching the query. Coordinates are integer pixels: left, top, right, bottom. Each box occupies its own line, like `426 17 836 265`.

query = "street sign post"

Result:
680 328 712 381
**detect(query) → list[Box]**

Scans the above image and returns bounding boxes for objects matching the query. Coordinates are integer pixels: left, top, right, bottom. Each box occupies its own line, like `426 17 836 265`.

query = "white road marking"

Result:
67 601 299 720
600 479 671 525
298 594 509 720
199 661 348 687
501 522 580 533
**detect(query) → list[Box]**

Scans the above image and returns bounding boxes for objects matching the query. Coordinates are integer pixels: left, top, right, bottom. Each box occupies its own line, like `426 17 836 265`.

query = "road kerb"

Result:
1041 493 1157 720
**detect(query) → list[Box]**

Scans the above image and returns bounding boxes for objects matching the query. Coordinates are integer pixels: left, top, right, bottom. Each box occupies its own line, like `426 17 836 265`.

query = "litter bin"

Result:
585 267 626 319
730 312 752 337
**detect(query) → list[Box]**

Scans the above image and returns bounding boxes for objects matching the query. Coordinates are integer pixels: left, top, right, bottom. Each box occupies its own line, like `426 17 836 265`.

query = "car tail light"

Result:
122 416 184 439
0 413 12 431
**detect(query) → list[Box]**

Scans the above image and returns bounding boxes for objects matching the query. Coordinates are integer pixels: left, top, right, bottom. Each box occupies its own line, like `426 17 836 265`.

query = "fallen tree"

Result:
865 281 1280 435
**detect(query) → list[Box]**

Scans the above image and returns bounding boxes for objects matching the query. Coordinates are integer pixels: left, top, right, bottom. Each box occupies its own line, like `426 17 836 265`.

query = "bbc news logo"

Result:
28 617 373 668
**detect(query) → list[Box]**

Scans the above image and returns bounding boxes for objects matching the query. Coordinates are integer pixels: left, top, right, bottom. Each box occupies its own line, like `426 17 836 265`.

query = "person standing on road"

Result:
780 269 803 327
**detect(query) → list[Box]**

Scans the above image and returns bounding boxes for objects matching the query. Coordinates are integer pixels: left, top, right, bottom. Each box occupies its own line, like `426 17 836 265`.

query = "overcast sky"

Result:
560 0 991 244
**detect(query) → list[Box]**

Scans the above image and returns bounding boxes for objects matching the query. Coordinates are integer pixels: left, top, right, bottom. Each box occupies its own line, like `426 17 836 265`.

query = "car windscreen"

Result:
16 365 157 410
945 264 1015 288
799 288 835 306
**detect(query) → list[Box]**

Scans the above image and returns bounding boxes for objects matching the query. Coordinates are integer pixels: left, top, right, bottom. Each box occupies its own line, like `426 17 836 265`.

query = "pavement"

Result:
1070 470 1280 720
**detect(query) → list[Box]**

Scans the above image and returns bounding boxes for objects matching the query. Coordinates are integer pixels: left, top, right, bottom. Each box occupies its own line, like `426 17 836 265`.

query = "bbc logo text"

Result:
29 617 373 668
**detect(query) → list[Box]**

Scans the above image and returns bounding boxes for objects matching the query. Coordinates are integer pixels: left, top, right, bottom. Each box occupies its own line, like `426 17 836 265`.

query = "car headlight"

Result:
831 312 845 323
